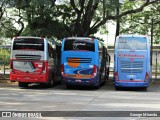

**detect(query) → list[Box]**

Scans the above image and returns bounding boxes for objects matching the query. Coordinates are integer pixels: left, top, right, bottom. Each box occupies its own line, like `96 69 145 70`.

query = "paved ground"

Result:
0 79 160 120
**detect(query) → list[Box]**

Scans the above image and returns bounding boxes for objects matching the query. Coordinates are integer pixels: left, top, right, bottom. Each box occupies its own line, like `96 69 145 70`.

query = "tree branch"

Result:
83 0 99 35
0 0 5 20
118 0 157 18
50 0 56 8
16 9 24 36
79 0 85 13
70 0 80 13
108 0 157 20
90 0 157 34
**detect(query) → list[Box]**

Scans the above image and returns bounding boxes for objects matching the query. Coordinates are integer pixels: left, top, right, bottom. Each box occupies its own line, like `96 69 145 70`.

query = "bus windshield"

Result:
13 38 44 51
64 39 95 51
118 37 147 50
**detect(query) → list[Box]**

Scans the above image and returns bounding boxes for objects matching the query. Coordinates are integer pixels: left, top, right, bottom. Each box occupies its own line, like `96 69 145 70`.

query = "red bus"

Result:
10 36 59 88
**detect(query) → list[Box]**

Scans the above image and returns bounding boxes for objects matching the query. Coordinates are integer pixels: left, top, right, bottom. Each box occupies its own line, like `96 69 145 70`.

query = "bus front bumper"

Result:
10 73 48 83
114 80 149 87
62 77 98 86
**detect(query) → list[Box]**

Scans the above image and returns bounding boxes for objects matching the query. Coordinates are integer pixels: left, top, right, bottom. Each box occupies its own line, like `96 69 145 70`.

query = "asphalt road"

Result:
0 81 160 120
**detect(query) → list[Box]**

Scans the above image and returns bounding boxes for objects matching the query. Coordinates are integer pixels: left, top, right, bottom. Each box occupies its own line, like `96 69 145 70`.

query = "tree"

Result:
0 0 5 20
0 0 158 40
67 0 157 37
0 0 26 38
120 0 160 43
18 0 71 39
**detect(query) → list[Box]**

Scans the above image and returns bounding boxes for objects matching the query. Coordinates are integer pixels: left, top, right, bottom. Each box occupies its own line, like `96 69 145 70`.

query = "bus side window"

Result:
98 42 102 59
99 42 104 72
48 43 54 58
102 46 106 59
101 46 106 67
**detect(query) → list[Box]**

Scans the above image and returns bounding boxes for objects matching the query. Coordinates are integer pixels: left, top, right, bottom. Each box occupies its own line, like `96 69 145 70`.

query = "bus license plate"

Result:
75 80 81 82
25 77 30 80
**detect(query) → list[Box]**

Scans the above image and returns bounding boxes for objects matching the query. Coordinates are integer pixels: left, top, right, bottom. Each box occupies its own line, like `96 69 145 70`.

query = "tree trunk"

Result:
115 2 120 39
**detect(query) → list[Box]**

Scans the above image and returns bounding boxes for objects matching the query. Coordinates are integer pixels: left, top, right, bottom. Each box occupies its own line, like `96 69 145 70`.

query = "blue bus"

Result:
61 37 110 88
114 35 150 90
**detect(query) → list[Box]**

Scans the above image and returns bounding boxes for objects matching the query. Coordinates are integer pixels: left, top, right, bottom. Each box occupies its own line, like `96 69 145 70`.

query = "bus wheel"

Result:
107 68 110 79
105 68 110 82
115 86 121 90
102 75 106 85
48 79 54 88
94 81 100 89
102 67 107 85
18 82 28 88
66 84 72 89
142 87 147 91
47 74 54 88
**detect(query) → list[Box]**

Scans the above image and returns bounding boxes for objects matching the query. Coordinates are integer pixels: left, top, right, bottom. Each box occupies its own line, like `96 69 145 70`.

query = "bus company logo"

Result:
17 51 39 55
65 69 71 73
72 41 86 46
118 54 145 58
2 112 11 117
72 41 86 50
130 58 134 61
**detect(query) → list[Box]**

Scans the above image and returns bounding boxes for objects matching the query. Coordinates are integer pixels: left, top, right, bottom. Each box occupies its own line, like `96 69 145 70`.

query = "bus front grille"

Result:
15 54 41 60
120 61 143 73
67 58 92 63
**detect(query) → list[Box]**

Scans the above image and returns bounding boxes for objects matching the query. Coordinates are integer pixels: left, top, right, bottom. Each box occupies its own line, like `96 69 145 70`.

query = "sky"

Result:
95 21 116 46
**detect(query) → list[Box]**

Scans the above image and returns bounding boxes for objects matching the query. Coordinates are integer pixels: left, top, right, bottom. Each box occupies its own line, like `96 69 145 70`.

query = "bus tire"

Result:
94 81 100 89
115 86 120 90
48 79 54 88
18 82 28 88
102 76 106 85
94 84 100 89
66 84 72 89
107 68 110 80
47 74 54 88
103 67 107 85
99 73 102 84
142 87 147 91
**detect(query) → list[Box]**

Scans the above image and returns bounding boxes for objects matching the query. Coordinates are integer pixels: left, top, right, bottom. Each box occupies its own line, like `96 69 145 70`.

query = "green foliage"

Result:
12 0 121 38
89 34 104 42
0 0 158 40
0 49 10 65
120 1 160 43
0 19 17 38
20 0 73 39
99 25 109 34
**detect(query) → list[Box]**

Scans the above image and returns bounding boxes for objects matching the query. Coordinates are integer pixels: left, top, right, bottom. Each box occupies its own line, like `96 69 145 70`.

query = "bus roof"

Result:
117 35 148 38
13 36 45 39
66 37 93 41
